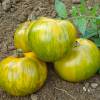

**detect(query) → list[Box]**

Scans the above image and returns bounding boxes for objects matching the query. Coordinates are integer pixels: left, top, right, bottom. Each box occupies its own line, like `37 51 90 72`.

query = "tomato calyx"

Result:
73 41 80 47
13 49 25 58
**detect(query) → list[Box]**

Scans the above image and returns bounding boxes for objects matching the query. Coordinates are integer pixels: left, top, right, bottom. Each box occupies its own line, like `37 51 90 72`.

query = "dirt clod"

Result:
31 94 38 100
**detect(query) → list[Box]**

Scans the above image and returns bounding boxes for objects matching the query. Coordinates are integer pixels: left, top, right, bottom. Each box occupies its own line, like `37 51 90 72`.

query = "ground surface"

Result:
0 0 100 100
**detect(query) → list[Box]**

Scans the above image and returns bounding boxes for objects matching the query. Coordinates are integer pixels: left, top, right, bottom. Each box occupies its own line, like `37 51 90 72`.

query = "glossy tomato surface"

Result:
54 38 100 82
0 52 47 96
14 21 34 52
28 17 77 62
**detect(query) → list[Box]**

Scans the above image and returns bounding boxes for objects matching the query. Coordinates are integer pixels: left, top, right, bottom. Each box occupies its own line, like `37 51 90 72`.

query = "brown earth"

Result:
0 0 100 100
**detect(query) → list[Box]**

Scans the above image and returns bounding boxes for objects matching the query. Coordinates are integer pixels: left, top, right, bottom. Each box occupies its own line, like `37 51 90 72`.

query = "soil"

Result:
0 0 100 100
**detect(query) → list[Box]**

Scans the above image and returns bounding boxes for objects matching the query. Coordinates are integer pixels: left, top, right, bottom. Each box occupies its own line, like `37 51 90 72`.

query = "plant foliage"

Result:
54 0 100 47
55 0 67 19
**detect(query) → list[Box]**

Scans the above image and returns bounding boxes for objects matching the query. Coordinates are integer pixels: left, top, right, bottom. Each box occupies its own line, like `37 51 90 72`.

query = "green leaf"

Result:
96 17 100 37
73 17 87 34
91 37 100 47
79 3 86 15
90 18 97 31
81 31 97 38
55 0 67 19
90 5 99 16
96 16 100 25
79 0 88 15
72 6 78 17
81 19 97 38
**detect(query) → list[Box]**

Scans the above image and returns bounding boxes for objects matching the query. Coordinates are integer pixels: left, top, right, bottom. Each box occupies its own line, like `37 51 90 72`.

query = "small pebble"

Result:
87 88 91 93
83 87 87 92
91 83 98 89
83 82 90 92
31 94 38 100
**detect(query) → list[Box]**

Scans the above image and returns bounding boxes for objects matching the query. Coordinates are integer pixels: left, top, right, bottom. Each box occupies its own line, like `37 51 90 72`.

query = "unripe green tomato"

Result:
14 21 34 52
28 17 77 62
54 38 100 82
0 52 47 96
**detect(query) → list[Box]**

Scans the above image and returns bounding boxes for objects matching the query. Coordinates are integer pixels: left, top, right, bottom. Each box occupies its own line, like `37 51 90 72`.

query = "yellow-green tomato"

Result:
0 52 47 96
54 38 100 82
28 17 77 62
98 49 100 73
14 21 34 52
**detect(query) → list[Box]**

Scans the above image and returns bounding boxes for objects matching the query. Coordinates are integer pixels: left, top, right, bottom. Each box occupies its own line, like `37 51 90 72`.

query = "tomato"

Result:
28 17 77 62
14 21 34 52
0 52 47 96
98 49 100 73
54 38 100 82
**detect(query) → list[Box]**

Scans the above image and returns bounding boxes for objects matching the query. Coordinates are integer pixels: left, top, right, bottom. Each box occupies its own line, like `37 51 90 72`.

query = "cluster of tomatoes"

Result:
0 17 99 96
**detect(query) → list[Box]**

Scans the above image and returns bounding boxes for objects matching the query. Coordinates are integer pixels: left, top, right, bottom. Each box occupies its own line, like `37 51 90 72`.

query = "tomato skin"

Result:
98 49 100 73
0 52 47 96
28 17 77 62
14 21 34 52
54 38 100 82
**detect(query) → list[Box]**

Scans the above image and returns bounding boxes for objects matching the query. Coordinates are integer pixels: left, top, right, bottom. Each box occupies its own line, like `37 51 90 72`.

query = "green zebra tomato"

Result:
54 38 100 82
28 17 77 62
14 21 34 52
0 52 47 96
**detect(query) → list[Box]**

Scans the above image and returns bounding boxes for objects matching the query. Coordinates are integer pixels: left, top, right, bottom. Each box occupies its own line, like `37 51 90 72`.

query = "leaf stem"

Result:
14 49 24 58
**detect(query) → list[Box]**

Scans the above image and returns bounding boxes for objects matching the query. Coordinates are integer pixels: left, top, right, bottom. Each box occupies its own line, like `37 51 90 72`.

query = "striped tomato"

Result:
28 17 77 62
0 51 47 96
14 21 34 52
54 38 100 82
